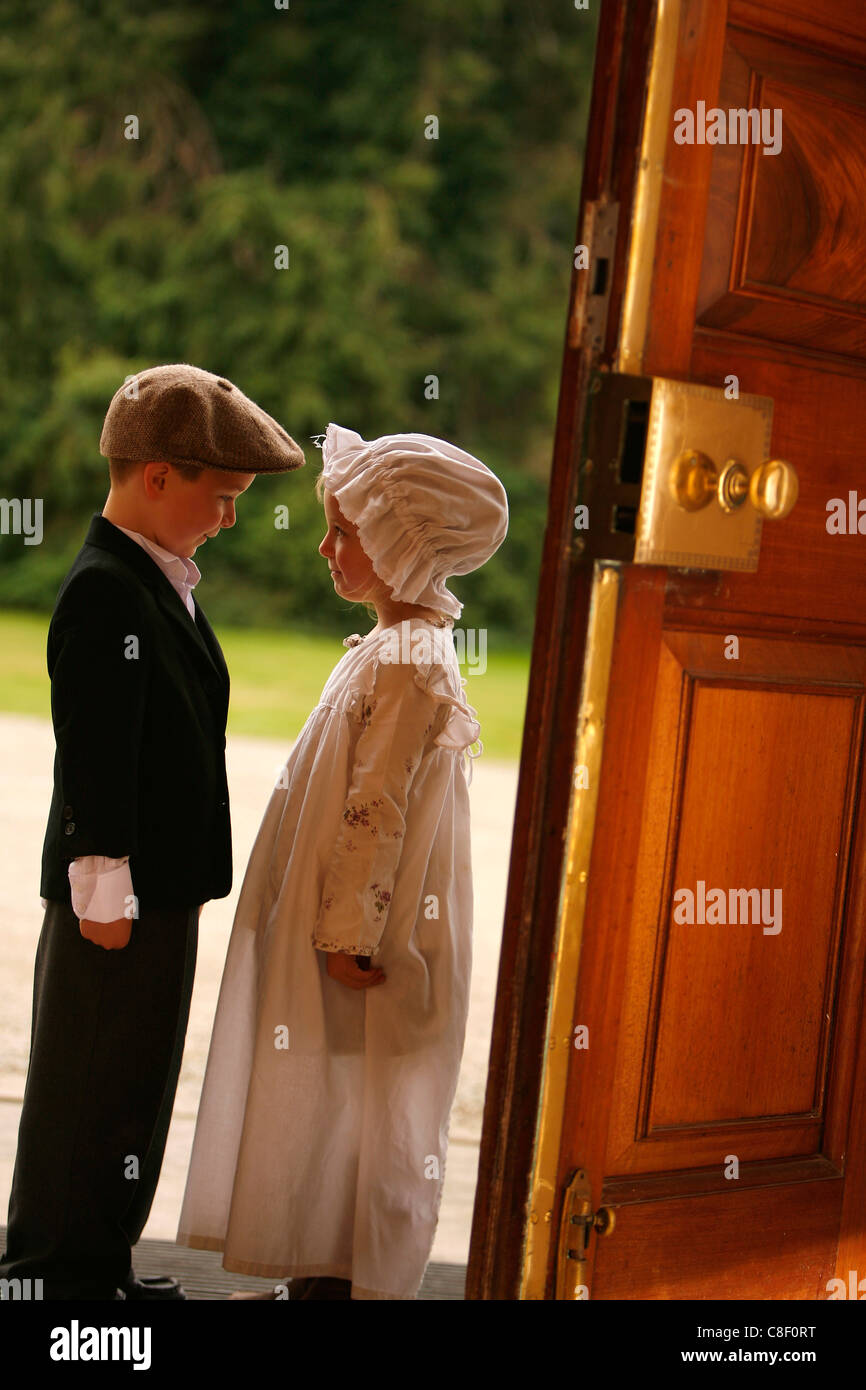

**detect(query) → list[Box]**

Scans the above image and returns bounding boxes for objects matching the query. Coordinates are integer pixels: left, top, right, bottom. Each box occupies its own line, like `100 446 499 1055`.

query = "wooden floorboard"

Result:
0 1228 467 1300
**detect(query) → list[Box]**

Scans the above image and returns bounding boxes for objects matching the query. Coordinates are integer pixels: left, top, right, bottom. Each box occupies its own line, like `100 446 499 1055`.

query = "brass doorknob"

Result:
671 452 799 519
718 458 798 518
669 449 717 511
750 459 799 519
593 1206 616 1236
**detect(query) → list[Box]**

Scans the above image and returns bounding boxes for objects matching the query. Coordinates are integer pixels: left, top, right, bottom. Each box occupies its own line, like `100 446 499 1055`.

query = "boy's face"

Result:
318 489 385 602
144 463 256 558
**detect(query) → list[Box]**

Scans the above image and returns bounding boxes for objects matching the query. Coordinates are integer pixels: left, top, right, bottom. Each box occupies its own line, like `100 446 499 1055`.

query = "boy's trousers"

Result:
0 898 198 1299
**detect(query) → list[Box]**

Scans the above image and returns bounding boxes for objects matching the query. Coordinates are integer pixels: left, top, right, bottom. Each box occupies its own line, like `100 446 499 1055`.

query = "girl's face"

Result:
319 490 386 603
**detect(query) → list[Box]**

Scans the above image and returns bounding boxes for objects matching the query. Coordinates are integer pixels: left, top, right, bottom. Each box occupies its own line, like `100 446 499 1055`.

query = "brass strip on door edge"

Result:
519 561 622 1299
617 0 682 376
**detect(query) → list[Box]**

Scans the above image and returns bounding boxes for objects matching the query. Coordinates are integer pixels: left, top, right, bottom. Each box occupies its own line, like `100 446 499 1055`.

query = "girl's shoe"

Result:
229 1289 282 1300
289 1276 353 1300
229 1276 353 1299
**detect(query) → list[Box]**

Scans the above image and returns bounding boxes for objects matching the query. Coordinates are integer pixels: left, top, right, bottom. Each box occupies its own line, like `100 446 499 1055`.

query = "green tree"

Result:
0 0 598 642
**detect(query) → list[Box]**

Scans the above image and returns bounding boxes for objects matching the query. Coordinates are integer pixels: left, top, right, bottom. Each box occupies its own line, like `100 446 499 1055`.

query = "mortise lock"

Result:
576 372 799 571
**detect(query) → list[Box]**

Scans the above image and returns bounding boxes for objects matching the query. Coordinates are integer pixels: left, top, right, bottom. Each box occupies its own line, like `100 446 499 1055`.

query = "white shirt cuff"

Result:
68 856 134 923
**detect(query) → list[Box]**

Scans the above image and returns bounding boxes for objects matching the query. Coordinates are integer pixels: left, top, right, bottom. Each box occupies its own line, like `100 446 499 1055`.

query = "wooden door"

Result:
467 0 866 1300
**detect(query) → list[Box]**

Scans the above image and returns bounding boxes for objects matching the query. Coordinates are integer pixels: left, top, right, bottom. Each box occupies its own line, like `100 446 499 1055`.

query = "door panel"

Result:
592 1183 840 1299
609 637 863 1160
697 24 866 357
606 633 866 1164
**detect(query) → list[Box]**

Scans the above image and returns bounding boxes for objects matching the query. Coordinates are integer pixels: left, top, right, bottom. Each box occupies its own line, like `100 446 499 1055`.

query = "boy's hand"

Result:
325 950 386 990
80 917 132 950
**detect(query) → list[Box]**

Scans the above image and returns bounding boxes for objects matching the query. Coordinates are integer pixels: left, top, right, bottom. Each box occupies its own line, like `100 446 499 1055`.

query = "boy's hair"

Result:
108 457 203 486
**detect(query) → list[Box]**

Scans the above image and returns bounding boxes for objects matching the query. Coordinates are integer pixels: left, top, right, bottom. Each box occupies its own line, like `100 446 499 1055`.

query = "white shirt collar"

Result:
112 523 202 592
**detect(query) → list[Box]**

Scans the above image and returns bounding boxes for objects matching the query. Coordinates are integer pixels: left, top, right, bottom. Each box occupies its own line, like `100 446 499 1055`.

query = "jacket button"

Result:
64 822 76 835
62 805 74 820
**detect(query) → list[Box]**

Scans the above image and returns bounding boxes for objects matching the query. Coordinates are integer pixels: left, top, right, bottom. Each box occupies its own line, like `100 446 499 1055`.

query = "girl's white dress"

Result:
176 616 480 1300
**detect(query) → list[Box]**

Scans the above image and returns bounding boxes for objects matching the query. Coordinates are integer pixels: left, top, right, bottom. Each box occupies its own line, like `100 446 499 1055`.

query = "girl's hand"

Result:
325 950 386 989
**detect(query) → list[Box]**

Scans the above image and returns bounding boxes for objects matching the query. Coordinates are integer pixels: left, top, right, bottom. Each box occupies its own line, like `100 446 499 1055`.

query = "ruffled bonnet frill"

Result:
319 424 508 621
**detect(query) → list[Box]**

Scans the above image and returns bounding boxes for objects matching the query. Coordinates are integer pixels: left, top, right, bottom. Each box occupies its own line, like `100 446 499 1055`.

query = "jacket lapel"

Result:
81 513 226 689
192 597 230 689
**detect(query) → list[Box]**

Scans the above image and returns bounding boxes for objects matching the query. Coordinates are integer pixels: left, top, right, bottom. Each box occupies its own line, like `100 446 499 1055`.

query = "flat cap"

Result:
99 364 306 474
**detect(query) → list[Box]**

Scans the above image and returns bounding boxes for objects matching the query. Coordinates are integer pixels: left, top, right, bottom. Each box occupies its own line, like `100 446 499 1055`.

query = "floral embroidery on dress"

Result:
343 633 365 648
321 895 334 910
313 936 375 956
343 797 384 829
359 697 377 730
370 882 391 918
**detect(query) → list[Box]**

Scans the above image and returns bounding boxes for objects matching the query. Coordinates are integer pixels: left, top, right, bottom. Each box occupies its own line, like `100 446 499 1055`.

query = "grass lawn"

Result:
0 610 529 760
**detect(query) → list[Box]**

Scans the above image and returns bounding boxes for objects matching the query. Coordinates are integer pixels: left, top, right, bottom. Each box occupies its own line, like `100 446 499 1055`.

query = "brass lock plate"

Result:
556 1168 593 1299
638 376 772 570
578 373 775 571
555 1168 617 1299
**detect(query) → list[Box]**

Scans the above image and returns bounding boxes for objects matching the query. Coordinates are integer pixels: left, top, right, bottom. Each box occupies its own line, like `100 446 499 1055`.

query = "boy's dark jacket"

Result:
40 513 232 910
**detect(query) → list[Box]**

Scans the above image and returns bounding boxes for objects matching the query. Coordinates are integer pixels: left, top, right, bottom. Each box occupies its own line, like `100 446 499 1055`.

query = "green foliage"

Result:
0 608 530 758
0 0 597 641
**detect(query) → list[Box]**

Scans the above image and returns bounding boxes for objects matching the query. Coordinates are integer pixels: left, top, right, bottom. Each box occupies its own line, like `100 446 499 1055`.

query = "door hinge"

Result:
570 200 619 355
555 1168 616 1300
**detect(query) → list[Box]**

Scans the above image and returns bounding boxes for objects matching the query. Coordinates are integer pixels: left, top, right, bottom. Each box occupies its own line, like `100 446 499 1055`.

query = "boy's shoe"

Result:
122 1271 186 1300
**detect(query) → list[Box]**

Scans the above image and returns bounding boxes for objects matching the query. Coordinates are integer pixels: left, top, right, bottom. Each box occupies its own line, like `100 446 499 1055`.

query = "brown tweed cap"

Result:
99 364 306 474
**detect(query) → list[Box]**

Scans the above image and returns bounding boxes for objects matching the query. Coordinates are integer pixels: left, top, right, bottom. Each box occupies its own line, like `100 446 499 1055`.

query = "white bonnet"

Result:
318 424 509 619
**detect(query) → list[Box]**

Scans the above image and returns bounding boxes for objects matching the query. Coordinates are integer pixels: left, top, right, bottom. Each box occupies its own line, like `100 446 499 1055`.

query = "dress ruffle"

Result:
341 624 483 784
313 937 375 956
410 664 482 785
